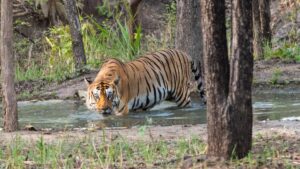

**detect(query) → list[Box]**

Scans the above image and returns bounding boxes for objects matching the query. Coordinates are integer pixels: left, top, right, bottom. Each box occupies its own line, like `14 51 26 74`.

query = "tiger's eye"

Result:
106 88 113 100
93 89 100 99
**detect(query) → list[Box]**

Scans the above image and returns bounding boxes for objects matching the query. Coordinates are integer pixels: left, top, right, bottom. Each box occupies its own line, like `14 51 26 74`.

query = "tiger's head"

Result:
85 76 121 115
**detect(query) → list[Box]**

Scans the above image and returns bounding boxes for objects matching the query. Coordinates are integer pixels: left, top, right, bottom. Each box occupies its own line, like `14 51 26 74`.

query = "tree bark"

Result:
228 0 253 158
253 0 264 59
64 0 87 71
128 0 142 32
200 0 230 158
1 0 18 132
128 0 142 56
259 0 271 44
83 0 102 16
227 0 233 57
201 0 253 159
175 0 203 74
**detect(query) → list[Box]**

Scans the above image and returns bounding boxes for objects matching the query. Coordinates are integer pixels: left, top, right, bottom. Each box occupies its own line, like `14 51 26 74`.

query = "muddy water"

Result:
0 93 299 129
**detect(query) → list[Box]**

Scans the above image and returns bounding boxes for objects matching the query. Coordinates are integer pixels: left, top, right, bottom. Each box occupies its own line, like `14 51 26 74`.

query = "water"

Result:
0 93 299 129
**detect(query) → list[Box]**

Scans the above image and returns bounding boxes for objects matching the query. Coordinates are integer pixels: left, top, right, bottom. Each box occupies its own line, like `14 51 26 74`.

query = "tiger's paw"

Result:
115 112 124 116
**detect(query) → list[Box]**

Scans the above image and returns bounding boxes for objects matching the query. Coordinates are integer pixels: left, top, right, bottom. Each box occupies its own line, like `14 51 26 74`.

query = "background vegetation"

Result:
13 0 177 82
1 132 299 168
12 0 300 83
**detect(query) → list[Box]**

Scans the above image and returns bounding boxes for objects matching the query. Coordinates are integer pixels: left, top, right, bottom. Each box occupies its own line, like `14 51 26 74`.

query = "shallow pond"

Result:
0 92 299 129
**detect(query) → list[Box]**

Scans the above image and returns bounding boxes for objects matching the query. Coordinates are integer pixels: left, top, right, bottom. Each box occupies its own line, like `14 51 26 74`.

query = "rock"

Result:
138 0 174 37
281 116 300 121
24 124 38 131
77 90 87 100
274 22 300 41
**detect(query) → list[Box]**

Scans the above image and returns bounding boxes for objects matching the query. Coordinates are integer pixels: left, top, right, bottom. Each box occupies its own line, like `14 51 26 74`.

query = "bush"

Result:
264 42 300 62
15 16 142 82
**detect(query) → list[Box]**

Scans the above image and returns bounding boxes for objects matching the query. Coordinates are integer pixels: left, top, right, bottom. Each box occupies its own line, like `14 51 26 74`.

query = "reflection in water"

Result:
0 93 299 129
253 93 300 121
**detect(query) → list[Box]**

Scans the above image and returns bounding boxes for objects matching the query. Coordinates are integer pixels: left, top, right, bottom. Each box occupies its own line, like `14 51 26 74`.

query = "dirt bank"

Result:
1 120 299 143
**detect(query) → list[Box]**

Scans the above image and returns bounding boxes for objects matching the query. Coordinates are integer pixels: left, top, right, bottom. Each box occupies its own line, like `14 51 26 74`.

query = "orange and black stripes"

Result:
86 49 205 115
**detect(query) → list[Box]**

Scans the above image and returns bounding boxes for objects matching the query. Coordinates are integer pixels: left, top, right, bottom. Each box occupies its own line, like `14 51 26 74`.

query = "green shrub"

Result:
270 67 283 85
44 26 74 81
264 42 300 62
53 17 139 69
15 63 44 81
16 16 143 82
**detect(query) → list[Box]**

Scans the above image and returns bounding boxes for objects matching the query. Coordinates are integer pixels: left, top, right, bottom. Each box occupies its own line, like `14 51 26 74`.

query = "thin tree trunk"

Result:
49 0 57 25
253 0 264 59
259 0 271 44
175 0 203 75
200 0 230 158
128 0 142 34
128 0 142 56
83 0 102 16
1 0 18 132
64 0 87 71
201 0 253 159
227 0 233 57
227 0 253 158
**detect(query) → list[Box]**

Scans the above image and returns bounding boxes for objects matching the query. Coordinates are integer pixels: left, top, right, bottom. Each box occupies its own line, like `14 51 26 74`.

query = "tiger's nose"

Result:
102 107 112 115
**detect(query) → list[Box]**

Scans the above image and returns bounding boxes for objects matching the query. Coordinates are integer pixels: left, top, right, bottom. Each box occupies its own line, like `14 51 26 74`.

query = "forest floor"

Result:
0 121 300 168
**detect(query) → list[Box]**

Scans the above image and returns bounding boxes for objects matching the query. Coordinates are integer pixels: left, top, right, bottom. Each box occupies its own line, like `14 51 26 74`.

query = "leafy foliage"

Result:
270 68 283 85
264 42 300 62
37 16 142 81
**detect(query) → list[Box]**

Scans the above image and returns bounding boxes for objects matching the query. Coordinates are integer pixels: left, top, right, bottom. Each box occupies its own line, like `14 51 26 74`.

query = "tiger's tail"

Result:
191 60 206 104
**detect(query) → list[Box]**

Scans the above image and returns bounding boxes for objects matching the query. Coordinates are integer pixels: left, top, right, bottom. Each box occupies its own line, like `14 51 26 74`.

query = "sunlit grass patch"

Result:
0 132 299 168
0 134 206 168
229 134 300 168
264 41 300 62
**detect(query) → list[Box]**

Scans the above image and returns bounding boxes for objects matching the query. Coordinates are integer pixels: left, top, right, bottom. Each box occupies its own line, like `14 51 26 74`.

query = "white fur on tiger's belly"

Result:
128 87 168 111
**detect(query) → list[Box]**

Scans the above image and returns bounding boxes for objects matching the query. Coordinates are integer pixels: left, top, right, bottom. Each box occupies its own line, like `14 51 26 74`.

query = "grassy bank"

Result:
0 131 299 168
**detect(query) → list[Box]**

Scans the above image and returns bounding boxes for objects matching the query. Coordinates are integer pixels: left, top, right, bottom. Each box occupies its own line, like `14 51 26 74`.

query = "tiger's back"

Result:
126 49 195 110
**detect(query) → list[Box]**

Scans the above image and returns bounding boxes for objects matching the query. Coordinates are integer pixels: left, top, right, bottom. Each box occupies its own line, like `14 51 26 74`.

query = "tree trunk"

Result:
83 0 102 16
175 0 203 74
259 0 271 44
64 0 87 71
1 0 18 132
200 0 230 158
253 0 263 59
228 0 253 158
128 0 142 32
201 0 253 159
128 0 142 56
227 0 233 57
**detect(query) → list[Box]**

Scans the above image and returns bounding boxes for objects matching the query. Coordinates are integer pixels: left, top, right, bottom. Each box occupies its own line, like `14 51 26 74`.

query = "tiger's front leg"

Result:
115 105 129 116
174 89 192 108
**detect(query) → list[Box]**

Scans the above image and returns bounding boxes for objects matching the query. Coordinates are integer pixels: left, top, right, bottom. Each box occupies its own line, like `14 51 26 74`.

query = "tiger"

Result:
85 49 206 116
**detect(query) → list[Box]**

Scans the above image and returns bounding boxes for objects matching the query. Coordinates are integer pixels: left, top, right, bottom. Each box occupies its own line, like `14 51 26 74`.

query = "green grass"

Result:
270 67 283 85
1 133 299 168
264 41 300 62
17 91 36 100
0 134 206 168
15 64 44 82
229 134 300 169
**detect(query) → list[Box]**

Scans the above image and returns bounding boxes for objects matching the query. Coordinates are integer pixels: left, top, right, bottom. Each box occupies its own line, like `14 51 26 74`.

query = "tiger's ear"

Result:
114 75 120 86
84 77 92 86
